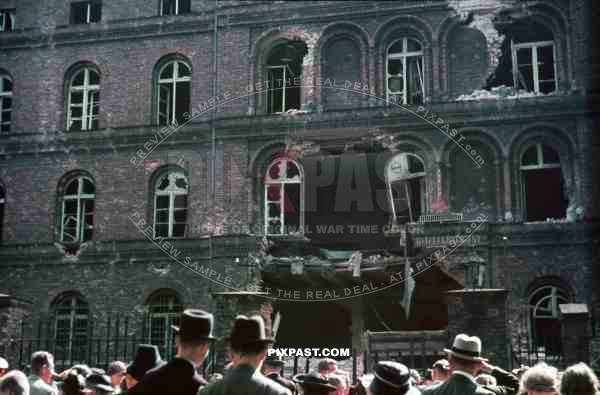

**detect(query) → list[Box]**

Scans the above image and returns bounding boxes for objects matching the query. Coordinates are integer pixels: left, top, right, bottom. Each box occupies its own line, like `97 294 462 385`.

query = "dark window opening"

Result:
70 2 101 24
0 186 4 243
0 75 12 133
528 285 569 357
265 40 307 113
0 9 15 32
157 61 191 126
160 0 191 16
520 144 568 221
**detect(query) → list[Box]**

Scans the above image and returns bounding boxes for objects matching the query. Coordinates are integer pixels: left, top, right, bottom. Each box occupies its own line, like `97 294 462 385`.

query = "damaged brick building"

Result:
0 0 599 373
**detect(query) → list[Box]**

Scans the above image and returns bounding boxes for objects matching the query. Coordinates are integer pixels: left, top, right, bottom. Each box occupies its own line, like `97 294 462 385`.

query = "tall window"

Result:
60 175 95 243
386 38 424 105
265 41 306 113
0 74 12 133
156 60 191 125
0 185 4 242
264 158 303 235
70 1 101 24
153 170 188 238
146 290 182 359
160 0 190 16
67 67 100 131
0 9 15 32
386 153 426 224
52 293 89 364
528 285 570 357
520 143 567 221
510 22 556 93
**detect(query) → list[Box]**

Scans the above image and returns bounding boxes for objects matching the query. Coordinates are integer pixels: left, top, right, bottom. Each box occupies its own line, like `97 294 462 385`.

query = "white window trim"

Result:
519 143 561 171
266 64 296 113
60 176 94 243
0 9 15 32
264 159 304 236
160 0 183 16
53 295 88 364
386 37 425 105
153 172 188 239
67 68 100 131
511 40 557 94
156 61 191 125
386 153 426 223
0 75 12 133
146 292 182 350
527 285 569 350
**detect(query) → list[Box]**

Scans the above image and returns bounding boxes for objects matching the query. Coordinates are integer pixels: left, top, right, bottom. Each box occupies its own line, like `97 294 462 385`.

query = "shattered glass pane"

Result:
174 176 188 190
158 175 170 190
286 161 300 179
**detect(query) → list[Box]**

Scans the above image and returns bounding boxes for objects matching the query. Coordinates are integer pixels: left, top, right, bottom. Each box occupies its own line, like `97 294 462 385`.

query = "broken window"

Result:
160 0 190 16
520 143 568 221
264 158 303 235
67 67 100 131
0 9 15 32
0 74 12 133
387 38 424 105
146 289 182 359
528 285 569 358
386 153 426 224
265 41 306 113
513 41 556 93
52 292 89 365
60 175 94 243
70 1 101 24
153 170 188 238
157 60 191 125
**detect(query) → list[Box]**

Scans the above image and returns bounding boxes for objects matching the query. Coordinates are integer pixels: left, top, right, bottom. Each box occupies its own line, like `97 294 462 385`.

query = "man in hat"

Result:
293 372 337 395
200 314 291 395
86 372 115 395
124 345 163 390
422 334 494 395
263 355 296 394
128 309 215 395
363 361 415 395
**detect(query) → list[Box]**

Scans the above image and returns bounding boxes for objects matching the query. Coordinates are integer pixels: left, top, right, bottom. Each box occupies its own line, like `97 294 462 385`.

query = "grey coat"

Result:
200 364 292 395
28 375 57 395
422 373 495 395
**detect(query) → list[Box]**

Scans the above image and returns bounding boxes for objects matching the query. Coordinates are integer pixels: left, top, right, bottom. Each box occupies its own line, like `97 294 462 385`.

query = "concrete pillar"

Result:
559 303 591 366
445 289 509 368
0 294 32 368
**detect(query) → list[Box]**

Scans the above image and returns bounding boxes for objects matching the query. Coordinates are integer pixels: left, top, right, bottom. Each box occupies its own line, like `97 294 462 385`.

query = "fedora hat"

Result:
225 315 274 349
85 372 115 393
264 354 285 367
171 309 216 341
444 333 488 362
368 361 411 395
293 373 337 395
127 344 163 381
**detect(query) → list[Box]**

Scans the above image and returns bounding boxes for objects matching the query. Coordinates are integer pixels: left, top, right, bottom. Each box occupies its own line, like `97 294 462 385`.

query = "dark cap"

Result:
127 345 163 381
369 361 411 395
225 315 274 350
293 373 337 395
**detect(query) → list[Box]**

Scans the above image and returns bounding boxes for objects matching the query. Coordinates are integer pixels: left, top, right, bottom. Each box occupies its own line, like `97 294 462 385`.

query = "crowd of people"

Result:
0 309 598 395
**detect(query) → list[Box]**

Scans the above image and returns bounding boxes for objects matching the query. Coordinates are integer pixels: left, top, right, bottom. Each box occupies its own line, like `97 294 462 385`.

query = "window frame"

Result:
0 74 13 133
511 40 557 94
145 289 182 359
51 293 89 366
0 9 15 32
67 67 100 131
386 37 425 105
263 158 304 236
526 284 570 357
70 1 102 24
156 60 191 126
159 0 191 16
265 64 296 114
385 152 427 223
152 170 189 239
60 175 95 244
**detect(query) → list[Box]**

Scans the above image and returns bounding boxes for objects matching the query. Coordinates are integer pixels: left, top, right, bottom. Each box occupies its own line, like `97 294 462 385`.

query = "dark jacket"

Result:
200 364 292 395
266 372 296 394
481 367 520 395
128 358 208 395
422 373 495 395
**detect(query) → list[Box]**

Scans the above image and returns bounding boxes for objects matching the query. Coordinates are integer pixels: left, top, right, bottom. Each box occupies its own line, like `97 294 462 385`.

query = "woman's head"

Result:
560 362 600 395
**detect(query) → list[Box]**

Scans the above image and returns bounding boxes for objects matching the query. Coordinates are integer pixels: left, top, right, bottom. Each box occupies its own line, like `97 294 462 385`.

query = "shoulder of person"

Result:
198 378 223 395
476 385 498 395
255 373 291 395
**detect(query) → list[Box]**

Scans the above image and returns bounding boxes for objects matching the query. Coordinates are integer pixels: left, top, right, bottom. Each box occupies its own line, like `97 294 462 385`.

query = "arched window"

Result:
264 158 303 235
510 21 556 93
386 38 424 105
520 143 567 221
51 292 89 364
386 153 426 224
528 284 570 357
153 170 188 238
146 289 182 359
60 175 95 243
156 59 191 125
0 74 12 133
67 67 100 131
